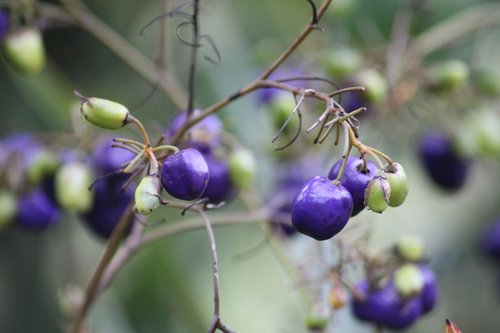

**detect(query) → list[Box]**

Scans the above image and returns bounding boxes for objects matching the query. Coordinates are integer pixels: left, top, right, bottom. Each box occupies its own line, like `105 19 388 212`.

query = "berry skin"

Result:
384 162 409 207
0 9 8 42
81 174 133 239
328 156 377 216
201 151 237 204
92 138 136 174
3 27 46 74
482 220 500 261
291 176 353 241
17 187 60 230
419 265 438 314
364 175 391 214
166 110 222 151
135 175 162 215
427 60 469 91
394 264 425 298
351 281 422 330
394 234 425 262
322 47 363 79
418 132 470 191
55 162 93 213
161 148 210 201
228 148 256 189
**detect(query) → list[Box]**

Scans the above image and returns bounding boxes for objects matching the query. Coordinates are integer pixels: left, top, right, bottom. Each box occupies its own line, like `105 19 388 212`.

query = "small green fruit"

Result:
427 60 469 91
55 162 93 213
394 263 424 298
354 69 388 103
3 27 46 74
135 175 162 215
78 93 132 130
395 234 425 262
269 92 298 132
305 305 329 331
384 162 409 207
364 174 390 213
472 67 500 97
229 148 256 189
27 149 59 184
0 190 18 229
322 47 363 79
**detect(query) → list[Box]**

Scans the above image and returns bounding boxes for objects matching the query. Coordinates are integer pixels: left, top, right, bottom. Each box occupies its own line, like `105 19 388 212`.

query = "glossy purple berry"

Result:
291 176 353 241
482 220 500 260
166 110 222 151
328 156 377 216
17 187 60 229
201 151 236 204
352 281 422 330
419 265 438 314
418 132 470 191
161 148 209 201
92 138 136 174
81 174 133 239
0 9 8 42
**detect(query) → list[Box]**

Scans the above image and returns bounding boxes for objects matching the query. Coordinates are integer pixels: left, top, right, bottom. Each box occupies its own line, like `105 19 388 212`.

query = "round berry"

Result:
419 265 438 314
418 131 470 191
427 60 469 91
322 47 363 79
384 162 409 207
228 148 256 189
135 175 162 215
3 27 46 74
0 9 8 42
291 176 353 241
92 138 136 174
79 96 132 130
161 148 209 201
55 161 93 213
482 220 500 260
17 187 60 230
328 156 377 216
394 234 425 262
201 151 236 204
394 264 425 298
364 175 391 213
166 110 222 151
0 190 17 229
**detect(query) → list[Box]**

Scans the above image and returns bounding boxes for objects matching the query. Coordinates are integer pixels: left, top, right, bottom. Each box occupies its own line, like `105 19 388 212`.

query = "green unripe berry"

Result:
322 48 363 79
135 175 162 215
427 60 469 90
0 190 18 229
395 234 425 262
473 67 500 97
3 27 46 74
269 92 298 132
472 107 500 157
354 69 388 103
228 148 256 189
364 174 391 213
305 305 329 331
394 263 424 298
384 162 409 207
27 149 59 184
77 93 133 130
55 162 93 213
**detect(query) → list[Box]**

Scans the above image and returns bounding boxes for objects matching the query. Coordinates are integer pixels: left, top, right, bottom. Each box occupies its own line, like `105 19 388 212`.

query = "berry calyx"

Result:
161 148 209 201
291 176 353 241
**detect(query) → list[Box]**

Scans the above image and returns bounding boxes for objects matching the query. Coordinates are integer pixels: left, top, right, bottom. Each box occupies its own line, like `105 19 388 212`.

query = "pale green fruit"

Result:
80 96 132 130
229 148 256 189
364 174 391 213
27 149 59 184
355 69 388 103
473 67 500 97
3 27 46 74
394 264 424 298
395 234 425 262
322 47 363 79
384 162 409 207
427 60 469 90
0 191 18 229
135 175 162 215
55 162 93 213
269 92 298 132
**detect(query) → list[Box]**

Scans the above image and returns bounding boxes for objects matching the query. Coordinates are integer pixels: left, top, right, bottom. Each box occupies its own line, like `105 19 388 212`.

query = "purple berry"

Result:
419 265 438 314
161 148 209 201
352 281 422 330
291 176 353 241
17 187 60 229
166 110 222 151
92 138 136 175
418 132 470 191
201 151 236 204
328 156 377 216
482 220 500 260
81 174 133 239
0 9 8 42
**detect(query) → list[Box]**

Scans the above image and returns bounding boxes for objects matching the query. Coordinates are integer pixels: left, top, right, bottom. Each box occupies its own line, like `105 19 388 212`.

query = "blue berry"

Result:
17 187 60 230
201 150 236 204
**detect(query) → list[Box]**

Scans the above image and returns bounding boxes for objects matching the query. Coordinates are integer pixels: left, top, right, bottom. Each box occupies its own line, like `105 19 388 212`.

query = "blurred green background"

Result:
1 0 500 332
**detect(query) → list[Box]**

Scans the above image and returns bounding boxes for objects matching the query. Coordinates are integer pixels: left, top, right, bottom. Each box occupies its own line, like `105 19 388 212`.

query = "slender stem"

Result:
68 203 134 333
59 0 187 109
335 122 353 183
328 86 365 97
187 0 200 117
131 117 151 147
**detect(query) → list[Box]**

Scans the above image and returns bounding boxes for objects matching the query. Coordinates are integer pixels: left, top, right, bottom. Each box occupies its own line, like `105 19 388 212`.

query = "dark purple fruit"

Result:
482 220 500 260
418 132 470 191
201 151 236 204
161 148 209 201
352 281 422 330
166 110 222 151
0 9 8 42
419 265 438 314
81 174 133 239
291 176 353 241
17 187 60 230
328 156 377 216
92 138 136 174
